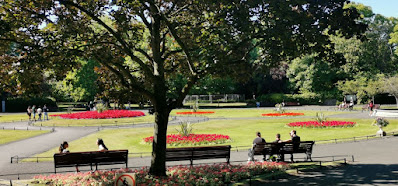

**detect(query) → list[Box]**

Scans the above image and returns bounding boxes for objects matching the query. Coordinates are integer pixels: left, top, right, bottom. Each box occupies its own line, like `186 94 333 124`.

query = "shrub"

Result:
314 112 327 123
175 121 194 137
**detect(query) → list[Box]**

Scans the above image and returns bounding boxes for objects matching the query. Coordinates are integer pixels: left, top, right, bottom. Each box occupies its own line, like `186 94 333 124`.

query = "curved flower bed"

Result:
33 162 289 185
143 134 230 146
287 121 356 128
50 110 145 119
262 113 304 117
176 111 215 115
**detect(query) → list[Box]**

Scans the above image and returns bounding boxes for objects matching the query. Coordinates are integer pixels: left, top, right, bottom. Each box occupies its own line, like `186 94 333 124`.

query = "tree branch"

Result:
146 0 196 75
59 0 154 79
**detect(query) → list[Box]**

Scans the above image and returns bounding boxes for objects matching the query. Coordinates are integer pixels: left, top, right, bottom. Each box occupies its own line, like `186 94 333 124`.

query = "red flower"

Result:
287 121 356 128
143 134 230 145
50 110 145 119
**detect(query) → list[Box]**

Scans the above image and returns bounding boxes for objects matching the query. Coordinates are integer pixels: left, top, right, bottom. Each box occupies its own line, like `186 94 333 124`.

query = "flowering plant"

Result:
287 121 356 128
33 162 289 185
372 117 389 128
50 110 145 119
262 112 304 117
143 134 231 146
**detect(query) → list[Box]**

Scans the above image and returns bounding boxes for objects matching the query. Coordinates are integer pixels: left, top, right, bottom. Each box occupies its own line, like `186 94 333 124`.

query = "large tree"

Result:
0 0 364 176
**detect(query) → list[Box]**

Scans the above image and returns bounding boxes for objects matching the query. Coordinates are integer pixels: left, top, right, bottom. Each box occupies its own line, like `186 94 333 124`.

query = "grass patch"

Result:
170 109 349 118
0 130 49 145
28 117 398 162
0 113 29 122
33 115 155 127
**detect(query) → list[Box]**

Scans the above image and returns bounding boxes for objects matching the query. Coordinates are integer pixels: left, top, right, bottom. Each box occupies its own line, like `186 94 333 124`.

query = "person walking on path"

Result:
37 106 42 121
32 105 36 121
368 101 374 116
27 106 32 121
43 104 49 120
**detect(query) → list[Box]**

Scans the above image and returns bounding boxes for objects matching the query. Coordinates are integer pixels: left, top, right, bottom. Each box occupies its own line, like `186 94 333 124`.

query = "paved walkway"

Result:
0 107 397 185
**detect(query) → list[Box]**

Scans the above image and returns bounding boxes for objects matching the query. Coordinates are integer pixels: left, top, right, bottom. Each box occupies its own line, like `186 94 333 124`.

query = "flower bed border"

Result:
287 120 356 128
143 134 230 146
50 110 145 119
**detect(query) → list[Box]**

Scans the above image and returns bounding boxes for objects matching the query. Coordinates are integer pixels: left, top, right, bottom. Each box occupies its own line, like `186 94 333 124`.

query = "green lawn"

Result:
170 109 349 118
0 113 30 122
33 115 155 127
0 130 49 145
29 117 398 161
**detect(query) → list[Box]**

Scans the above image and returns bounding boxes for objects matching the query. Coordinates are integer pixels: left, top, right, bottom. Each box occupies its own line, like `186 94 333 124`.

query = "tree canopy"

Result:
0 0 365 176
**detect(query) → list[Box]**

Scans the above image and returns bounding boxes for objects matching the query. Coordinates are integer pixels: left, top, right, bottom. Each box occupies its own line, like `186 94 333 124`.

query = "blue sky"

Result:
352 0 398 18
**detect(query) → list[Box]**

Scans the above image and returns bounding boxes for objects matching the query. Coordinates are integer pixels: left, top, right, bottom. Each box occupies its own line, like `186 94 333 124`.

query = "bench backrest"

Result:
166 145 231 161
54 150 128 168
253 141 315 155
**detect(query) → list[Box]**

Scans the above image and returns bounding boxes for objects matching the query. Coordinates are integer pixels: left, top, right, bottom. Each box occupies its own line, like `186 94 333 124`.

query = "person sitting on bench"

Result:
248 132 266 161
97 138 108 152
282 130 300 162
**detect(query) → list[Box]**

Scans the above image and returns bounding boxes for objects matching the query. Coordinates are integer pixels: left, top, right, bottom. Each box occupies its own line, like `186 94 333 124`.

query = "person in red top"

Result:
369 101 374 116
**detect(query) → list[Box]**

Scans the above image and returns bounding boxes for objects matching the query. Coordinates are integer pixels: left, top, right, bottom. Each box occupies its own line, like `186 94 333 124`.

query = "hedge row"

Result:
6 97 57 112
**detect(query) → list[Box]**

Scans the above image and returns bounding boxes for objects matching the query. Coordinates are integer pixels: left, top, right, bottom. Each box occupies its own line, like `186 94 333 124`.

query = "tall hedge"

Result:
6 97 57 112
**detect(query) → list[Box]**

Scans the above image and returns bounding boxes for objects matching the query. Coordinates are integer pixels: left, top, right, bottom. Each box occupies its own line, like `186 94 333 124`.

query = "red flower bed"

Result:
262 113 304 117
50 110 145 119
176 111 215 115
143 134 230 146
287 121 356 128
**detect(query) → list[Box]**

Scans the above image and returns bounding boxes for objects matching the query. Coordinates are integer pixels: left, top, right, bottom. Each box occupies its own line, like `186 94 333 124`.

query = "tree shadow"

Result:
249 164 398 185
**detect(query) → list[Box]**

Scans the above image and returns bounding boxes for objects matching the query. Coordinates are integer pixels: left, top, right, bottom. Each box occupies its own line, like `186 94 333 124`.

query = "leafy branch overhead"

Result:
0 0 366 176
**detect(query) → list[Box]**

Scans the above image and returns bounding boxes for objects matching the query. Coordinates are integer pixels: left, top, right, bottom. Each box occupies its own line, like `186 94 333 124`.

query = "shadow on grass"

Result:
235 163 398 185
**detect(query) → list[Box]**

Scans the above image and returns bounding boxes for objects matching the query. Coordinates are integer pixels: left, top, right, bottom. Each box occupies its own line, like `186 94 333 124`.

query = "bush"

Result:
6 97 57 112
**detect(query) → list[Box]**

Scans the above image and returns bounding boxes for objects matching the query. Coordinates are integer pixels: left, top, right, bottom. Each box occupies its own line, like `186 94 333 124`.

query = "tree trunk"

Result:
149 104 169 176
395 96 398 108
149 77 169 176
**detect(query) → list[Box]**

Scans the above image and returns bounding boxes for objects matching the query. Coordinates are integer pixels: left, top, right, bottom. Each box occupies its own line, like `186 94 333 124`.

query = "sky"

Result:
352 0 398 18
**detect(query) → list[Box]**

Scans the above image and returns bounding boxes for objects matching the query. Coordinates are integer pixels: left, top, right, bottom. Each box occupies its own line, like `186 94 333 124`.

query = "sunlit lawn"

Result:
0 113 30 122
0 112 69 123
0 130 49 145
170 108 349 118
30 117 398 161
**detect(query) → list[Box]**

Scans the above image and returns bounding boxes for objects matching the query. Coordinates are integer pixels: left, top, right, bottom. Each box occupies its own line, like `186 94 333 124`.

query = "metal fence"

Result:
183 94 245 104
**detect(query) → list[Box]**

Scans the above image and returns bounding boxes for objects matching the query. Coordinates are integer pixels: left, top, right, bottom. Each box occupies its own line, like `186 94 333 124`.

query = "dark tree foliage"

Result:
0 0 365 176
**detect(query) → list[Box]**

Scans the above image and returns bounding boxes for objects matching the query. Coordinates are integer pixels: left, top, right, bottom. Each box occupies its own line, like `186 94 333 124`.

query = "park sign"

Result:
115 173 136 186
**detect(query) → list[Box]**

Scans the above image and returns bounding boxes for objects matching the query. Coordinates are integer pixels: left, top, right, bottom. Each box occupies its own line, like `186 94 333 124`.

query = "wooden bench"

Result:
285 102 300 106
166 145 231 166
251 141 315 162
53 150 128 173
